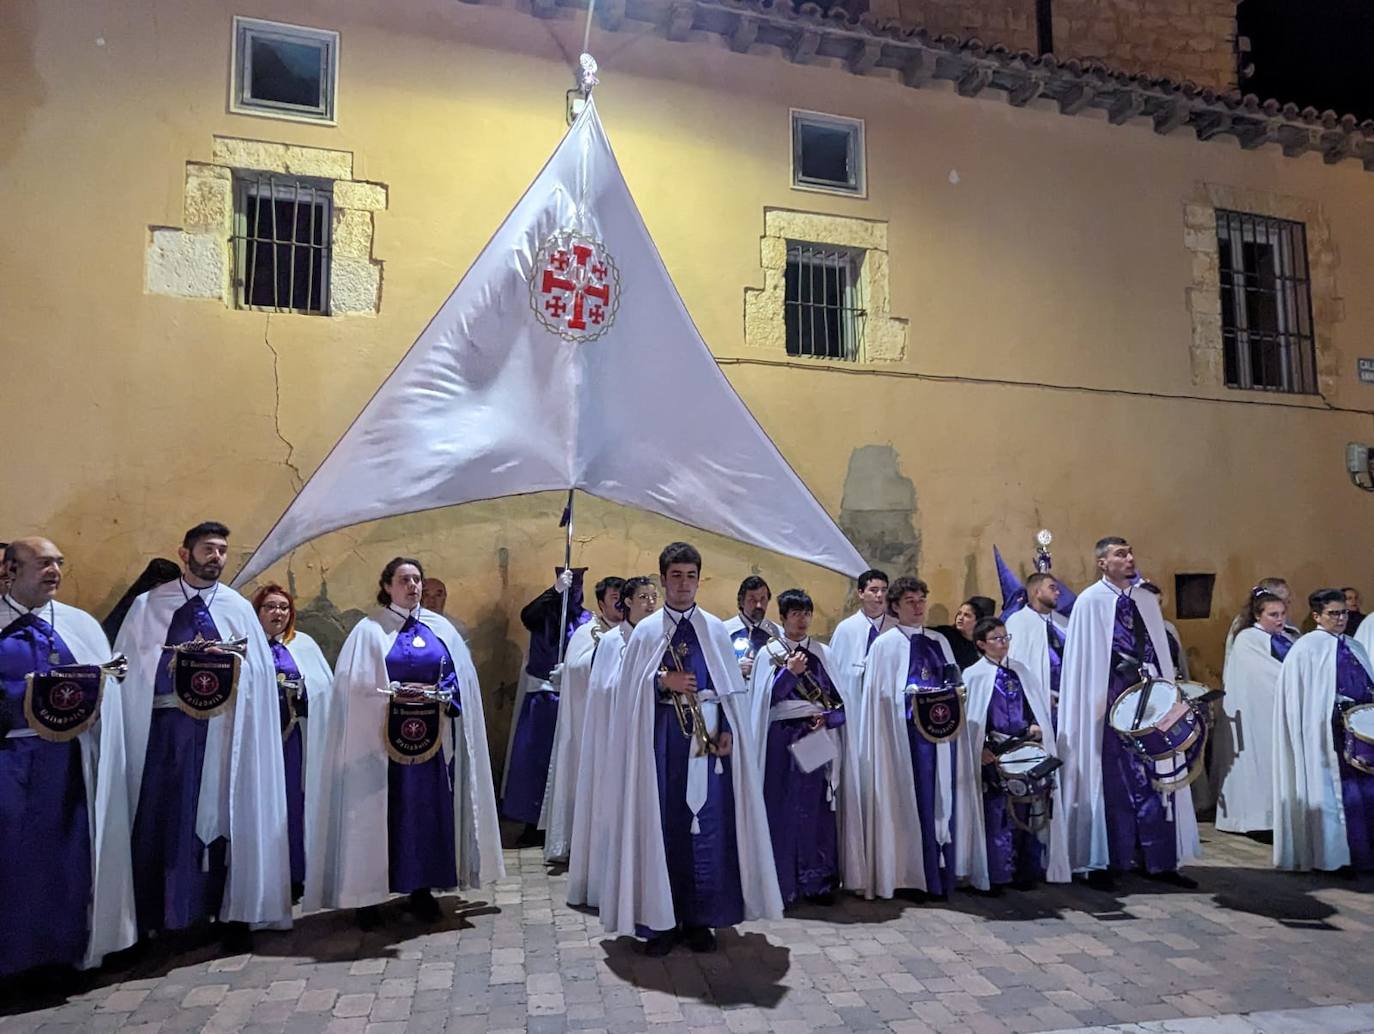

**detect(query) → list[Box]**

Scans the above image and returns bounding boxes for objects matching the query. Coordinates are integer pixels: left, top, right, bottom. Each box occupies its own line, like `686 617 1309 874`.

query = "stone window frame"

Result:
744 209 907 363
145 135 386 316
1184 184 1343 397
230 16 340 127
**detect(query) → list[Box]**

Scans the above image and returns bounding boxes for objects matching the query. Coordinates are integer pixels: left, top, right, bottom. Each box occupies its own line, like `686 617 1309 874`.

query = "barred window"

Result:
784 243 866 361
232 174 332 315
1216 210 1316 394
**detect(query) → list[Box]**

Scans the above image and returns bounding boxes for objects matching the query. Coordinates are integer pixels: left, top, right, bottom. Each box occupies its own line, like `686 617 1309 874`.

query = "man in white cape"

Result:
114 522 290 946
747 588 866 904
860 575 960 900
1058 537 1199 889
303 597 503 913
0 537 136 976
1005 573 1068 719
599 542 780 954
723 575 782 686
826 567 894 742
567 575 658 908
542 575 623 863
1274 588 1374 872
955 615 1069 892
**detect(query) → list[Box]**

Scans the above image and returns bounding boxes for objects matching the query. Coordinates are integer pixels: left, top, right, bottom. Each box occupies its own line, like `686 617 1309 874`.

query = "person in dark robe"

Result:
1345 587 1366 637
502 568 591 844
757 589 854 908
935 596 997 670
252 584 334 904
723 576 780 683
101 558 180 642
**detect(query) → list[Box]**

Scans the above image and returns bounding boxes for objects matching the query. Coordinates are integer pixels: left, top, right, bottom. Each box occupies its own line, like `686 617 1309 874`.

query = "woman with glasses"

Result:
1214 590 1293 836
251 584 334 903
1274 588 1374 872
303 557 503 926
955 617 1068 892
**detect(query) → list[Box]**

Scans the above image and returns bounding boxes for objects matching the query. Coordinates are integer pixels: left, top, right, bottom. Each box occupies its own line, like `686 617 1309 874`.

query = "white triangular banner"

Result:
233 100 864 588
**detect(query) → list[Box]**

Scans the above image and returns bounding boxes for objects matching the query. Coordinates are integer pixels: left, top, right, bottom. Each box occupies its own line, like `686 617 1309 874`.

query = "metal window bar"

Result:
783 243 866 361
232 173 332 315
1216 209 1315 394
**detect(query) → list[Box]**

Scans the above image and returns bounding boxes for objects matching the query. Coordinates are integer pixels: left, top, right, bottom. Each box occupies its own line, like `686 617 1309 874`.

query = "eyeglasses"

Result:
984 634 1012 644
1322 609 1349 618
260 602 292 613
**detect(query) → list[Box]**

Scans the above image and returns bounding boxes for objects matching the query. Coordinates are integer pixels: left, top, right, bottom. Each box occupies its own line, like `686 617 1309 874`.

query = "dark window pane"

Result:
250 37 323 108
236 177 330 314
798 123 852 186
784 245 862 360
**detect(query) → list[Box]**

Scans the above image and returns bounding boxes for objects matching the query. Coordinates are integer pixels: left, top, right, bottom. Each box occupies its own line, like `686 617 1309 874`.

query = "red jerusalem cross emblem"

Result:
530 231 621 342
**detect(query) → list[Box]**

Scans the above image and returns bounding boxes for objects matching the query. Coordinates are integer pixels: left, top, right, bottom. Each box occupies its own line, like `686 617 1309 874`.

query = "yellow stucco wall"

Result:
3 0 1373 748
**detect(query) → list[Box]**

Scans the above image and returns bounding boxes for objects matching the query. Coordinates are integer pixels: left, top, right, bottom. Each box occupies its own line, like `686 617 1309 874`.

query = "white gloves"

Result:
548 663 564 689
555 569 574 594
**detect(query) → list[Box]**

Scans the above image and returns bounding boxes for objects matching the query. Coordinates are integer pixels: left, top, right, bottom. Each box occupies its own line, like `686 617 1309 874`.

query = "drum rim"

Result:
1344 702 1374 746
1108 680 1179 734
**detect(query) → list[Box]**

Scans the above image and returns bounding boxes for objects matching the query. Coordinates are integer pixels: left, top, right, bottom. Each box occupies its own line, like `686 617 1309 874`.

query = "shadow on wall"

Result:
0 0 46 171
293 578 366 664
837 444 920 590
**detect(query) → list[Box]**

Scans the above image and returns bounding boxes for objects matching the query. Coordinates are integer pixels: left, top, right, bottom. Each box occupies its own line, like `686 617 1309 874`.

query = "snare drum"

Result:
1342 703 1374 776
1109 679 1203 761
993 742 1058 833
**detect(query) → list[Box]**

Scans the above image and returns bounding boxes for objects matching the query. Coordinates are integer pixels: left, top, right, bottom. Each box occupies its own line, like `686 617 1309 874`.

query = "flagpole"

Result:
556 488 575 667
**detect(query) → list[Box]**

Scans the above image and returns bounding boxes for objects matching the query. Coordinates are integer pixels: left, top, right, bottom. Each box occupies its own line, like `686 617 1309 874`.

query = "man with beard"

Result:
114 522 289 950
0 538 136 979
723 576 781 683
1058 537 1199 890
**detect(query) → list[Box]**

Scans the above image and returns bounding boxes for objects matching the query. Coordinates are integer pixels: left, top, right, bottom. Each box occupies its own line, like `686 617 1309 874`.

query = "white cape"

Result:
746 636 867 895
599 606 781 935
113 581 291 926
1354 617 1374 672
1214 626 1285 833
827 610 895 744
303 608 504 910
567 620 633 908
859 626 957 899
1057 579 1199 874
1005 607 1067 711
231 100 865 590
1272 630 1374 871
954 657 1070 890
34 601 138 967
541 617 614 862
280 630 335 877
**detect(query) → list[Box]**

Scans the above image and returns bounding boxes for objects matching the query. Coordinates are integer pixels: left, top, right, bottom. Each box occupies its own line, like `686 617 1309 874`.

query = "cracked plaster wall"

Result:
5 0 1374 725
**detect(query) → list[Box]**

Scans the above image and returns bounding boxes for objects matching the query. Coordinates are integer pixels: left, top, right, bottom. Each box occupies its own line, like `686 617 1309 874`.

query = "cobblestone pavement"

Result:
6 823 1374 1034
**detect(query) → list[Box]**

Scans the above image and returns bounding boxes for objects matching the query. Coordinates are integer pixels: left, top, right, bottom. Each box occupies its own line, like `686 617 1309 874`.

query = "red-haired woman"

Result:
252 584 333 902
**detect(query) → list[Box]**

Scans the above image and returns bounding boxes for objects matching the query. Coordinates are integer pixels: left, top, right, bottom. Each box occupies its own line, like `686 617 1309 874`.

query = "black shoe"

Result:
219 922 253 955
1011 878 1035 892
1145 869 1198 889
516 824 546 849
408 889 443 922
1333 865 1358 881
684 926 717 953
643 931 676 957
808 891 836 906
894 887 928 903
978 885 1004 898
290 881 305 905
1085 869 1117 891
356 905 384 931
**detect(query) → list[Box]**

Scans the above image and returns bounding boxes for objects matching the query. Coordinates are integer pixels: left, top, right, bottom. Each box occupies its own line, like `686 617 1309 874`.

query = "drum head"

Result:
999 742 1049 774
1109 680 1176 732
1346 704 1374 744
1177 681 1212 701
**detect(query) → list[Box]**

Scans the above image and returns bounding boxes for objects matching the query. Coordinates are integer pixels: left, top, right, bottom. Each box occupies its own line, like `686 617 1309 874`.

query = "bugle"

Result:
762 634 841 712
376 681 454 705
160 635 249 656
657 632 719 757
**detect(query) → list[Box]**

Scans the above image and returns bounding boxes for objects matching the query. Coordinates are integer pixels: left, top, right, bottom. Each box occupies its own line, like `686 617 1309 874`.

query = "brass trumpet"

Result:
160 635 249 656
763 634 841 712
657 636 719 758
376 681 454 705
49 654 129 681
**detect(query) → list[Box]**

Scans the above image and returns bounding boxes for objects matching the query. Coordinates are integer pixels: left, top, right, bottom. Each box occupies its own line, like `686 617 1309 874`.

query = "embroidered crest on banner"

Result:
383 695 445 765
530 231 621 342
169 651 240 720
910 686 964 744
24 666 103 742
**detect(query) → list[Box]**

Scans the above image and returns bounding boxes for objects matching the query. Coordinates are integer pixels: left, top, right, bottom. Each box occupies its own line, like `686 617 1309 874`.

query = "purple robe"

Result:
762 642 843 905
1100 592 1177 874
503 582 591 824
271 640 307 889
386 617 460 893
1334 639 1374 870
131 595 228 933
981 665 1044 886
1270 633 1293 662
0 609 91 975
903 633 958 896
647 613 744 932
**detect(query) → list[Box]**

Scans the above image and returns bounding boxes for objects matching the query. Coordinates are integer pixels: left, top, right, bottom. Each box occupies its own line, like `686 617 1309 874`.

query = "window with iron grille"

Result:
231 17 339 124
1216 210 1317 393
784 243 866 361
232 174 332 315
